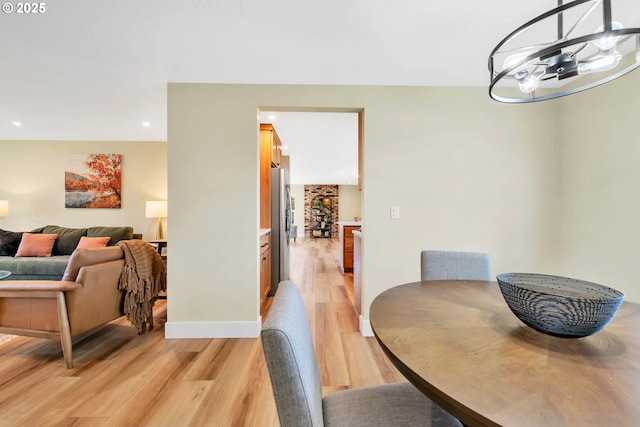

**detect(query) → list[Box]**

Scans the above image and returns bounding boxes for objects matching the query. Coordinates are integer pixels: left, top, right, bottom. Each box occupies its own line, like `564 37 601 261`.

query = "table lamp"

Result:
0 200 8 218
145 200 167 240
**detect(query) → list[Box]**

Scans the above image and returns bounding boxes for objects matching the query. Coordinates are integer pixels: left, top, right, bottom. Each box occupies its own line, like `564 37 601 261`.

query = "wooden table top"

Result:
370 280 640 427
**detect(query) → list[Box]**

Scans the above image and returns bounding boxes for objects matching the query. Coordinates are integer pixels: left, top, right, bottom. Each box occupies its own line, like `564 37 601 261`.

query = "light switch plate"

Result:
390 205 400 219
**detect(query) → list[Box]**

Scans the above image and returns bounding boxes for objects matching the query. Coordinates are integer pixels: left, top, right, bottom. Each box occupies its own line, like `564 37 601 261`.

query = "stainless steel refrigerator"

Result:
270 167 291 295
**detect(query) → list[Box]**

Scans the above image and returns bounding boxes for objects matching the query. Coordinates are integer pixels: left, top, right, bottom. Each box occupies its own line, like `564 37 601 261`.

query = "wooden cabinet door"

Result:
261 249 271 299
261 123 282 167
344 239 354 271
353 233 362 315
259 128 272 229
260 233 271 315
343 226 359 272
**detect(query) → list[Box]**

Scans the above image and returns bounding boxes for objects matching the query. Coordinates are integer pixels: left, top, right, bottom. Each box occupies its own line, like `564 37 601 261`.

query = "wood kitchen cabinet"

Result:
260 123 283 229
260 232 271 316
340 224 360 273
353 230 362 315
260 123 282 168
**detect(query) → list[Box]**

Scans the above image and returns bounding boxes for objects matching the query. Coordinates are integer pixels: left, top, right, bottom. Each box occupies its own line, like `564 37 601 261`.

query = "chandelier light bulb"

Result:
593 21 623 51
517 71 539 93
502 50 537 72
579 50 622 74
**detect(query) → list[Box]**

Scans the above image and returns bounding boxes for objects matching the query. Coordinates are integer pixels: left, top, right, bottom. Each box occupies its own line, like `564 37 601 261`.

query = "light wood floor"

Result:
0 237 404 426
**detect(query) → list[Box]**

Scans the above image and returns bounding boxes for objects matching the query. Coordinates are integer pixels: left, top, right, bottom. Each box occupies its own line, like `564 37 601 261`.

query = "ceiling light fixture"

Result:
11 121 21 126
488 0 640 103
142 121 151 127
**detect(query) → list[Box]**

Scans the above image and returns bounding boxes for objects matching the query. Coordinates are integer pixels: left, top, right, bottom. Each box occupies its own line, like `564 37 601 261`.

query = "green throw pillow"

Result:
42 225 88 255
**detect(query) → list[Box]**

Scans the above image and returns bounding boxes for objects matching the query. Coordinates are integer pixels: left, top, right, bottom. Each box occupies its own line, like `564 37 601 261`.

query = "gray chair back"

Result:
421 250 492 281
261 281 324 427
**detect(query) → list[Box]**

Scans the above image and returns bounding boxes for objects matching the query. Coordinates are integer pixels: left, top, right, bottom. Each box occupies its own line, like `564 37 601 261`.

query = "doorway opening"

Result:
258 108 363 312
258 109 362 236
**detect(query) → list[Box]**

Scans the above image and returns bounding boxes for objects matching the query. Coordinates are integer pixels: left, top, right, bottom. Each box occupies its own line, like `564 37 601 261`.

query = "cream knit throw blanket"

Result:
116 240 167 334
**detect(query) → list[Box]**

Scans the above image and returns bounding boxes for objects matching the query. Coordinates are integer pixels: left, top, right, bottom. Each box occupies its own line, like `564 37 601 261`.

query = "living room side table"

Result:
148 241 167 299
148 240 167 258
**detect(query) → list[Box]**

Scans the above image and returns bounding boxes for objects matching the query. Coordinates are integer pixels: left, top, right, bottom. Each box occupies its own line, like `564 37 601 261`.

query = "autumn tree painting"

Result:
65 154 122 208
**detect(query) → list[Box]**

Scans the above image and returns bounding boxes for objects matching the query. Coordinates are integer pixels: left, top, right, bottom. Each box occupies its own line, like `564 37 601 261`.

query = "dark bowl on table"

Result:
496 273 624 338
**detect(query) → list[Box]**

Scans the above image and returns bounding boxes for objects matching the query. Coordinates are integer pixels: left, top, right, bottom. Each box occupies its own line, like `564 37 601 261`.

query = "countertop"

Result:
337 221 362 226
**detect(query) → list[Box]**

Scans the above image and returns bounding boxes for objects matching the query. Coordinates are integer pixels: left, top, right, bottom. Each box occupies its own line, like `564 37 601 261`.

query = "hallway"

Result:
288 237 404 395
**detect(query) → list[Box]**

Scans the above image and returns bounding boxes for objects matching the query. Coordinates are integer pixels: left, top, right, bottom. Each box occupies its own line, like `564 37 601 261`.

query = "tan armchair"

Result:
0 247 126 368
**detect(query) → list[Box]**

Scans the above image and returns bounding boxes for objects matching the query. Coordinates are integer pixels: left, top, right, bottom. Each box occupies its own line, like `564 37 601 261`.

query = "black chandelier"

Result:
489 0 640 103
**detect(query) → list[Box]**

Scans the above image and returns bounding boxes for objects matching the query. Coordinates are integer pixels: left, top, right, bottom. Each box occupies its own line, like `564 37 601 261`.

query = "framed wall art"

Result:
65 154 122 208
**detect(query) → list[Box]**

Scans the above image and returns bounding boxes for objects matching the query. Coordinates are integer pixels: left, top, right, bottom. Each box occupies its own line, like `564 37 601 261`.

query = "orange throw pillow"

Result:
76 236 111 249
15 233 58 257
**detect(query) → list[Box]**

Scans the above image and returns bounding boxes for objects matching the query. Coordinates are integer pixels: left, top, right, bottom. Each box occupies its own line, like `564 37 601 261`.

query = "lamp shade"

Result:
0 200 8 217
145 201 167 218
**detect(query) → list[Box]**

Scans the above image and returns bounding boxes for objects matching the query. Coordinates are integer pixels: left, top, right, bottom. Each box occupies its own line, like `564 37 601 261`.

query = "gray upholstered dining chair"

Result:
420 250 492 281
261 280 463 427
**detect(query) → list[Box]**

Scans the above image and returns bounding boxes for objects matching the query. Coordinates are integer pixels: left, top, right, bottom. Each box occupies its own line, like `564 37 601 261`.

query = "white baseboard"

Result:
359 315 374 337
164 319 261 339
165 317 370 339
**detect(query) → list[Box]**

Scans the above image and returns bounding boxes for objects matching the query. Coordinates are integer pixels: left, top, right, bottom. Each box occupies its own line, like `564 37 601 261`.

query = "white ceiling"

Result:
259 111 358 185
1 0 638 182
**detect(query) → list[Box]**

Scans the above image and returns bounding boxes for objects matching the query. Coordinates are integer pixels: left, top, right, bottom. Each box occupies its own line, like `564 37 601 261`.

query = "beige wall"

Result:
167 83 560 337
3 77 635 339
0 141 167 239
558 71 640 302
338 185 362 222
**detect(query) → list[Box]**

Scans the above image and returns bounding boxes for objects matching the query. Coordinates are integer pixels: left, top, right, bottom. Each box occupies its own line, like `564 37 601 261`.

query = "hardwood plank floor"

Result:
0 237 404 426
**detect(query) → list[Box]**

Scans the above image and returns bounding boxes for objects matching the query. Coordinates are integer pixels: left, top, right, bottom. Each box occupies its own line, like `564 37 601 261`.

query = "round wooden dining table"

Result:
370 280 640 427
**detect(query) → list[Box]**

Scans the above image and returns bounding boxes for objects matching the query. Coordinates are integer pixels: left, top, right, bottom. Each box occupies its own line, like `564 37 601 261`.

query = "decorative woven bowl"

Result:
496 273 624 338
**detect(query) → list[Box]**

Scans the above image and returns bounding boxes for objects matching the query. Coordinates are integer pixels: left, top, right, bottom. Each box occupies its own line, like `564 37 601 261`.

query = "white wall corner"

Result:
164 319 261 339
359 315 374 337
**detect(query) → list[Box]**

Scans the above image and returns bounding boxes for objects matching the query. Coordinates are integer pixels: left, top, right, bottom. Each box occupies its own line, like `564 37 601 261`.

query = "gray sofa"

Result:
0 225 141 280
